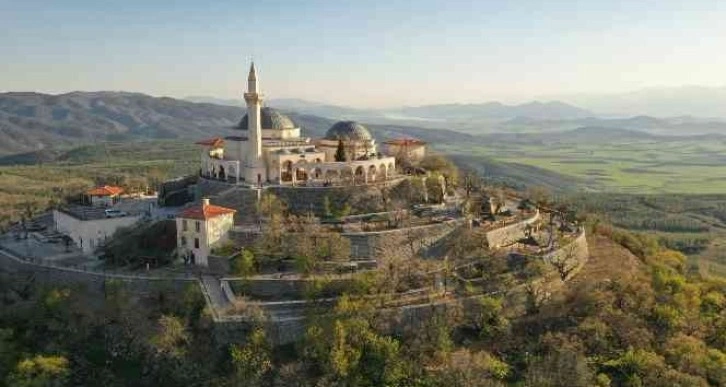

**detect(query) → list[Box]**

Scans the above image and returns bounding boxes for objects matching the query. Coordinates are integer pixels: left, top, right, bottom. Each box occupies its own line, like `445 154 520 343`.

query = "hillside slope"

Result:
0 91 242 154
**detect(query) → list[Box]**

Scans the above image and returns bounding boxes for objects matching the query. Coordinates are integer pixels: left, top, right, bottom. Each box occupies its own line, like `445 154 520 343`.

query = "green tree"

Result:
149 315 189 359
229 328 272 386
6 355 69 387
231 248 256 278
468 296 509 340
334 139 346 162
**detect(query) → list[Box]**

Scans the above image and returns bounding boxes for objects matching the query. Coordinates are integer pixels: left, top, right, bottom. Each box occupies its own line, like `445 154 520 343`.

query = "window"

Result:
195 221 201 232
182 220 188 231
180 236 187 246
194 238 200 249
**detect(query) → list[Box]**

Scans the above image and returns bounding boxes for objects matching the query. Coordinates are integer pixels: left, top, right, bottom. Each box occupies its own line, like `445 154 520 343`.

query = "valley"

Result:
454 135 726 194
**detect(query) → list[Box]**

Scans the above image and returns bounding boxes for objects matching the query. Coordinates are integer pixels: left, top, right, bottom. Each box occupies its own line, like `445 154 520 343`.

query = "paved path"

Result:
201 275 232 311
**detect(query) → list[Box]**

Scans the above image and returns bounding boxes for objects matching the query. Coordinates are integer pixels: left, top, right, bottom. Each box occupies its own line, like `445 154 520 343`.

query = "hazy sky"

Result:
2 0 726 107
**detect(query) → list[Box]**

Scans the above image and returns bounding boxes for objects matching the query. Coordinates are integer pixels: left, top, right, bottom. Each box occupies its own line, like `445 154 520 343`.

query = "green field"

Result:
449 137 726 194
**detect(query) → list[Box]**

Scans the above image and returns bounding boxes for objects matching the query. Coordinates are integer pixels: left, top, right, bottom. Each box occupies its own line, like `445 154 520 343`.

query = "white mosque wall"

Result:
316 138 378 162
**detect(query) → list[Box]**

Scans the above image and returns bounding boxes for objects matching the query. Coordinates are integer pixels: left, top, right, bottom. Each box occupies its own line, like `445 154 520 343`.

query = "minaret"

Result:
243 62 265 185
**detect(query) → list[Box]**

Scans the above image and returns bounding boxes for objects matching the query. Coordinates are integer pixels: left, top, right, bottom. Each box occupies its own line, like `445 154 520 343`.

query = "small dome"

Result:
325 121 372 141
238 107 296 130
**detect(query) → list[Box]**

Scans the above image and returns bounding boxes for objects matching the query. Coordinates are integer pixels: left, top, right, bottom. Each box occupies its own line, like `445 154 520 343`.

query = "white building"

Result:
196 62 397 187
53 207 140 254
86 185 124 207
176 198 236 266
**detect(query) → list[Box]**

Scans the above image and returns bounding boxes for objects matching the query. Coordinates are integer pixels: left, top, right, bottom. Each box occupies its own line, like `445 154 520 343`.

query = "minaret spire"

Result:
247 62 258 93
243 61 264 185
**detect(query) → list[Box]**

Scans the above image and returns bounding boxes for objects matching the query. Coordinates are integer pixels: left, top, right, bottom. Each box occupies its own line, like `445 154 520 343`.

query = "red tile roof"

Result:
195 137 224 147
384 138 426 146
178 203 236 220
86 185 124 196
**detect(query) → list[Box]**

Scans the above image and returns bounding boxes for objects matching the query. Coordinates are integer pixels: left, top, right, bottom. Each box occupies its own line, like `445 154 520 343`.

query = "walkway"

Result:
201 275 233 312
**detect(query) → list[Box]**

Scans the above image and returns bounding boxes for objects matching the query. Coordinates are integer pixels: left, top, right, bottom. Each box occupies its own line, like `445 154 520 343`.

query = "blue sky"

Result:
2 0 726 107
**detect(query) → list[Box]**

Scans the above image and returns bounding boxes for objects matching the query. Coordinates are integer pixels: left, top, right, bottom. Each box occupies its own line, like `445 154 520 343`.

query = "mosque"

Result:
196 63 401 187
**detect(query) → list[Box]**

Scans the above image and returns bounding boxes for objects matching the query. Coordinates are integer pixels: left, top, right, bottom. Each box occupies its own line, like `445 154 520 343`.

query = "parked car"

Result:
104 209 128 218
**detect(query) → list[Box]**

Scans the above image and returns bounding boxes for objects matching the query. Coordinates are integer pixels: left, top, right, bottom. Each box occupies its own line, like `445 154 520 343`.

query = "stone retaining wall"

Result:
343 220 462 261
484 210 540 248
541 229 589 280
225 277 353 300
0 248 196 296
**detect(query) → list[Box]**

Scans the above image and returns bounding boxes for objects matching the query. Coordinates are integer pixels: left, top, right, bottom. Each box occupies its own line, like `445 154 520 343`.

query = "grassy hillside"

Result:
0 91 241 155
562 193 726 278
0 141 197 228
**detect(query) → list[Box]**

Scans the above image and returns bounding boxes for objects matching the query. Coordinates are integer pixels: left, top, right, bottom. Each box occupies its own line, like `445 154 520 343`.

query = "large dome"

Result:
325 121 372 141
238 107 296 130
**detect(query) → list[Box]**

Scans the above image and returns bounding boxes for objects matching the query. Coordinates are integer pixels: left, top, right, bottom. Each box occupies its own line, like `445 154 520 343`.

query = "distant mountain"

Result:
556 86 726 118
388 101 594 121
4 90 725 161
184 96 369 119
0 91 244 155
186 96 595 124
0 91 481 157
495 115 726 136
184 96 243 106
268 98 370 120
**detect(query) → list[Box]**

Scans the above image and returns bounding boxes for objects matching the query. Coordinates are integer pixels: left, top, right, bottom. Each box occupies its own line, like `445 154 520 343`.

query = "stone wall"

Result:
201 186 260 224
0 248 196 296
343 220 462 261
484 210 540 248
224 277 353 300
541 229 589 280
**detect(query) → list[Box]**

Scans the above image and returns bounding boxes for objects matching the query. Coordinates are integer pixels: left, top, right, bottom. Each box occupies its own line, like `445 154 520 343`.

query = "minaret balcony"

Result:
244 93 264 103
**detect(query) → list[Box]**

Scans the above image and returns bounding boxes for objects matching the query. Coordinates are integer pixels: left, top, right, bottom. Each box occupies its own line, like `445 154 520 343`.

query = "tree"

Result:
229 328 272 386
420 154 459 190
257 192 286 220
439 350 510 384
6 355 69 387
231 248 256 278
550 238 580 280
467 296 509 340
527 186 552 210
149 315 189 359
334 139 347 162
461 171 481 199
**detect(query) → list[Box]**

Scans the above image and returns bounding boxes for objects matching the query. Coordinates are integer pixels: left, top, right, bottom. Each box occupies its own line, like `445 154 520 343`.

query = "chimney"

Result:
202 198 210 207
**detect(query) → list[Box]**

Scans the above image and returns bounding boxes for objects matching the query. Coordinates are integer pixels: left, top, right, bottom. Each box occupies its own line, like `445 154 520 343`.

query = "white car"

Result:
104 209 128 218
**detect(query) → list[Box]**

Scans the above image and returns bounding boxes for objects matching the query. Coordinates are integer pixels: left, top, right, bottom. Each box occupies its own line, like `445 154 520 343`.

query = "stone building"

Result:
176 198 236 266
196 62 397 187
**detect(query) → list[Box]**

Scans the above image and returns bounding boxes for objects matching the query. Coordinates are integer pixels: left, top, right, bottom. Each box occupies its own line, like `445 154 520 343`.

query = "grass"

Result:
0 140 198 229
458 138 726 194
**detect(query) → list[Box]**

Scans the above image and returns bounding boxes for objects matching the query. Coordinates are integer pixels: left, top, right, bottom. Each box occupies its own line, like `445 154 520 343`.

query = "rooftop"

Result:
86 185 124 197
195 137 224 147
178 201 236 220
57 205 128 221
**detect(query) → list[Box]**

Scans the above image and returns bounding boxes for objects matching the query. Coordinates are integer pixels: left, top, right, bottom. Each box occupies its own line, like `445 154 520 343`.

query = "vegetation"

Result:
449 133 726 194
0 141 197 230
1 224 724 385
101 220 177 268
